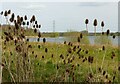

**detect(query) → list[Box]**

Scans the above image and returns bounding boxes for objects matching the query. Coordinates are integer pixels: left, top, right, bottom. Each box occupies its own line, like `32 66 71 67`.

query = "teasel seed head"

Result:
36 24 38 28
42 55 44 59
32 15 35 22
38 32 41 38
24 15 27 20
34 28 37 33
45 48 48 53
113 35 116 39
102 32 104 35
106 29 110 36
4 10 8 16
8 10 11 14
43 38 46 43
39 25 41 28
0 11 3 15
113 76 115 81
118 66 120 71
38 45 40 49
85 19 89 25
27 21 29 26
77 37 80 42
37 38 40 42
93 19 97 27
26 38 29 42
103 71 106 75
106 74 108 79
80 33 83 39
32 51 34 54
35 21 37 24
51 54 54 58
68 48 72 54
73 46 76 51
102 46 105 51
64 41 66 44
85 50 88 54
101 21 104 27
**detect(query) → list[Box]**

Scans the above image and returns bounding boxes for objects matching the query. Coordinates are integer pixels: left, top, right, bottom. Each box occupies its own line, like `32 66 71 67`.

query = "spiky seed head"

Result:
33 25 35 28
68 48 72 53
102 46 105 51
0 11 3 15
85 50 88 54
113 35 115 39
101 21 104 27
22 21 25 25
32 15 35 21
102 32 104 35
113 76 115 80
45 48 48 53
43 38 46 43
37 38 40 42
77 37 80 42
34 28 37 33
35 21 37 24
38 45 40 49
8 10 11 14
36 24 38 28
106 75 108 79
39 25 41 28
38 32 41 38
118 66 120 71
80 33 83 39
27 21 29 26
6 36 9 41
103 71 106 75
20 17 23 22
24 15 27 20
93 19 97 26
85 19 89 25
32 51 34 54
26 38 29 42
106 29 110 36
64 41 66 44
4 10 8 16
42 55 44 59
28 45 32 48
51 54 54 58
11 13 15 19
4 32 8 36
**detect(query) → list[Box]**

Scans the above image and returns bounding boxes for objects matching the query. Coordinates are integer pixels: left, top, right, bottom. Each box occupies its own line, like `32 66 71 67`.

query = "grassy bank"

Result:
2 40 119 82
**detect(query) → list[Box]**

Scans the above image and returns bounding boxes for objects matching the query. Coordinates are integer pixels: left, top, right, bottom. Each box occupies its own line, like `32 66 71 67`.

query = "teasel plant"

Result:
1 9 42 82
93 19 97 36
101 21 104 34
85 19 89 32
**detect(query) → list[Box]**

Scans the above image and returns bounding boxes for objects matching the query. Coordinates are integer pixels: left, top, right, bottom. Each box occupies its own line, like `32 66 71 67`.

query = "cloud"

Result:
78 2 112 7
22 4 46 10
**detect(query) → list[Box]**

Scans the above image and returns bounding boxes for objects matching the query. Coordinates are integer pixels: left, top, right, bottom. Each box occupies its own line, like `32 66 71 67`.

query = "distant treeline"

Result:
1 25 120 37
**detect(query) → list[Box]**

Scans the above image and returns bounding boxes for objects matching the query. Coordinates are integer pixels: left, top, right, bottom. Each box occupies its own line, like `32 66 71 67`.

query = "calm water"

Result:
28 36 119 46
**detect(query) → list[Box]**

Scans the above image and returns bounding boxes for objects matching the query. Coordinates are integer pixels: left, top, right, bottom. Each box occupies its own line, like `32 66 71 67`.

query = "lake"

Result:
28 36 119 46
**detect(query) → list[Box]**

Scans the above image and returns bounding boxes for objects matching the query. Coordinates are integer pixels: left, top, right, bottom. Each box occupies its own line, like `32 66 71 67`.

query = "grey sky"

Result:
0 2 118 32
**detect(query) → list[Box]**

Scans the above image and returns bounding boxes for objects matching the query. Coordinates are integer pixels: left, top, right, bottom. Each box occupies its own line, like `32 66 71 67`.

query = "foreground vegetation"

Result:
0 9 120 83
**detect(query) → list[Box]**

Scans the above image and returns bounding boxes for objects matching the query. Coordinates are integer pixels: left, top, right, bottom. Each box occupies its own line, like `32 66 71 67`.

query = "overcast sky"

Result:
0 1 119 32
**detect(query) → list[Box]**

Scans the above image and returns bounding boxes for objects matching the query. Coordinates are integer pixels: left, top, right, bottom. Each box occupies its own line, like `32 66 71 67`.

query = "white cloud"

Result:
22 4 46 10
